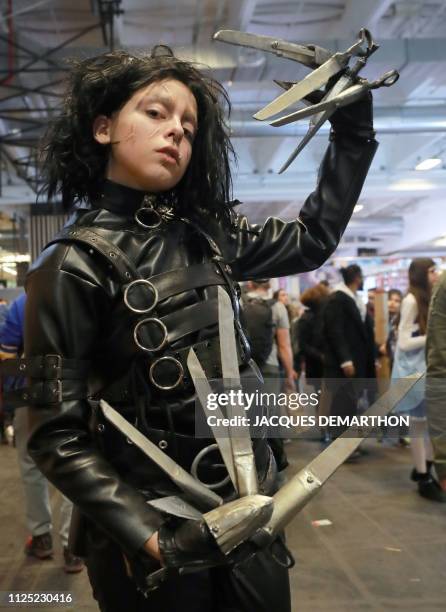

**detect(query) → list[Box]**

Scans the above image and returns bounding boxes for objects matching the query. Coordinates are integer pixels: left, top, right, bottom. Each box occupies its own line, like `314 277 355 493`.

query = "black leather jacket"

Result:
25 130 378 560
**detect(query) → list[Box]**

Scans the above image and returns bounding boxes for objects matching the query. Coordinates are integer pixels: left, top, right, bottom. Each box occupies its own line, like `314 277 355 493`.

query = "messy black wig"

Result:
39 47 235 215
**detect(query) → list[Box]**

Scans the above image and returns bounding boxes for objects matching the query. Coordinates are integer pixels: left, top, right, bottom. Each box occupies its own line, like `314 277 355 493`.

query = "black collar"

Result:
94 180 150 216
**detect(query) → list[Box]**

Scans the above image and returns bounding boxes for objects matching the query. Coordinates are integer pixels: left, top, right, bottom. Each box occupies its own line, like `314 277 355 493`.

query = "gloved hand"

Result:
329 87 374 140
158 518 226 569
304 73 374 140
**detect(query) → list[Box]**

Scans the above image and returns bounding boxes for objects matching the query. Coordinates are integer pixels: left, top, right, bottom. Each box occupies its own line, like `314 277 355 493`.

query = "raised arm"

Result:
229 94 378 280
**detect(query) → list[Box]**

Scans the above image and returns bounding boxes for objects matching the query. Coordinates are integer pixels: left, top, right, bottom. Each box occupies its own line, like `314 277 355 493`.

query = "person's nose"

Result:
166 116 184 145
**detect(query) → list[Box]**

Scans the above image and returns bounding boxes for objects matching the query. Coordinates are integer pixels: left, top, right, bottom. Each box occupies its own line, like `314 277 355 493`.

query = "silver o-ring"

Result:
135 207 162 229
149 356 184 391
124 279 159 314
191 444 231 491
134 318 168 353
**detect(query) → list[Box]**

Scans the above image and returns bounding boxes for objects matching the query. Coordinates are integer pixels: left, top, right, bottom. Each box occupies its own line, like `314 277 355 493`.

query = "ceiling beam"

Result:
229 105 446 137
232 169 446 203
329 0 394 39
225 0 258 31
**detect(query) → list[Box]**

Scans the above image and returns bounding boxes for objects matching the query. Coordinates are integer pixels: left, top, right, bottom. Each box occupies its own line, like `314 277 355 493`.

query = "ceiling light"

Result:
354 204 363 213
415 158 442 171
434 237 446 247
389 178 436 191
2 265 17 276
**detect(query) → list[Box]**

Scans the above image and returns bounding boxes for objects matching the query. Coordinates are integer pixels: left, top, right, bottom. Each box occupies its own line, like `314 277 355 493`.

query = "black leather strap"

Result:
47 227 140 284
0 354 90 380
136 299 219 351
4 379 88 407
143 263 224 303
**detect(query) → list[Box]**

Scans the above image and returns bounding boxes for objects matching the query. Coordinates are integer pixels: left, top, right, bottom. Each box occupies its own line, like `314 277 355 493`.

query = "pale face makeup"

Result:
94 79 198 192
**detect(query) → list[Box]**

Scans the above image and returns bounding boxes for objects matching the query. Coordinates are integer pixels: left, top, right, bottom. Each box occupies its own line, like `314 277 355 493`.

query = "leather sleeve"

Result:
25 246 164 558
229 132 378 280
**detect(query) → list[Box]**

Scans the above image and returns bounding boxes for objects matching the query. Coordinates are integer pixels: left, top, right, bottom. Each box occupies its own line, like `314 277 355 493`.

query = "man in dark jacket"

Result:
322 265 376 438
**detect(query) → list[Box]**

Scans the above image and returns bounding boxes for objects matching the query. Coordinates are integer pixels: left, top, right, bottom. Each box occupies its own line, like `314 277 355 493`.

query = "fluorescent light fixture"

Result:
2 265 17 276
415 158 442 171
434 237 446 247
389 178 436 192
354 204 364 213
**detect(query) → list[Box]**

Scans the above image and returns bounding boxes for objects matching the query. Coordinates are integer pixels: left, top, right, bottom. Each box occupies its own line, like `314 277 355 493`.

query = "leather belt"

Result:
0 354 90 380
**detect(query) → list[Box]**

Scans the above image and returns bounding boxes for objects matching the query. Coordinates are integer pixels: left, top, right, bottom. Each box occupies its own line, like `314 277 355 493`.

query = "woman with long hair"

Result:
392 258 444 501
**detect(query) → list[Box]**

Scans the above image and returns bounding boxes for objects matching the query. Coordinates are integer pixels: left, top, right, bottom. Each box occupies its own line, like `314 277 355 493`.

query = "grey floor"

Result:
0 438 445 611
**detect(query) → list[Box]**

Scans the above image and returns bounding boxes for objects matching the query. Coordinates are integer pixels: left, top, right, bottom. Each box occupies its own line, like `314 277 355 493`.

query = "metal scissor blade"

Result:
100 400 222 510
276 74 356 171
274 79 296 91
271 96 334 126
147 496 202 520
273 69 399 126
253 53 347 121
217 287 258 496
258 375 422 538
278 113 327 173
187 348 238 491
213 30 331 69
309 70 355 126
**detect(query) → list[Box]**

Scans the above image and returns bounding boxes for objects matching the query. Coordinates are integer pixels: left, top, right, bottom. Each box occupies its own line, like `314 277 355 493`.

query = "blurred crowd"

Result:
240 259 446 504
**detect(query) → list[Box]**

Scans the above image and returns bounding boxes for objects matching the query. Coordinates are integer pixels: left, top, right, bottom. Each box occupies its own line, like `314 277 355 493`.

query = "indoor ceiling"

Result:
1 0 446 258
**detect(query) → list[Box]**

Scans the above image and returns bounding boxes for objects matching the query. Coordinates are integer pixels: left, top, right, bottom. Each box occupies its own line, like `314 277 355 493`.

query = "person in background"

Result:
273 289 296 333
0 293 84 571
426 270 446 497
245 280 298 471
376 288 405 445
384 288 403 369
297 283 330 382
273 288 289 307
391 258 444 502
366 288 376 319
322 265 376 442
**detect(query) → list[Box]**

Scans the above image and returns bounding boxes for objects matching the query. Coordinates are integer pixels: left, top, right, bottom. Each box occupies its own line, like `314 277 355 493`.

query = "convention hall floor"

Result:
1 437 445 611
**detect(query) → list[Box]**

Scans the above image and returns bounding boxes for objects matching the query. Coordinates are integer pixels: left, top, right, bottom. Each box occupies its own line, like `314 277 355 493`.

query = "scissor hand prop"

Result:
214 28 399 170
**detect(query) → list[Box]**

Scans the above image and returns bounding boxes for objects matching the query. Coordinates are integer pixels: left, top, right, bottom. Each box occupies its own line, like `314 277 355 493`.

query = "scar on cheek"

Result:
147 126 162 138
121 124 136 143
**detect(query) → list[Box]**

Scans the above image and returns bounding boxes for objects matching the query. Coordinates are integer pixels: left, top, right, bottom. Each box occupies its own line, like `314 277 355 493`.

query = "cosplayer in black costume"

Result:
22 48 377 611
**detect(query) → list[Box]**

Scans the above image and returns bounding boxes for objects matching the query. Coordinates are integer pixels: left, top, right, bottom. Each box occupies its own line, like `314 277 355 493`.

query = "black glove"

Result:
158 518 226 569
304 73 374 140
329 88 374 140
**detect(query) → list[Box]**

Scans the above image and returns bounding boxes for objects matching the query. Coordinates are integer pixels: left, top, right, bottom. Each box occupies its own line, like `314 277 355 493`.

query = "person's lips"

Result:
156 146 180 164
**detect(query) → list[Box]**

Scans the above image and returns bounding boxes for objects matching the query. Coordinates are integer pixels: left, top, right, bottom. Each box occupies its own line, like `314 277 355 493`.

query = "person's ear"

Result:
93 115 112 145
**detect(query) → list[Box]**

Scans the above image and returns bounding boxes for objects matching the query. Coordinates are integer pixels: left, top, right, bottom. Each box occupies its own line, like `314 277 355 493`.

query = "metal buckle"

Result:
149 356 184 391
42 354 62 380
30 380 63 404
124 279 159 314
134 207 162 229
133 318 168 353
191 444 231 491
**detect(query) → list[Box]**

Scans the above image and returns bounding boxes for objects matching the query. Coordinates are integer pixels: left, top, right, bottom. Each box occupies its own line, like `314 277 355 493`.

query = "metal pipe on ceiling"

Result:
229 106 446 137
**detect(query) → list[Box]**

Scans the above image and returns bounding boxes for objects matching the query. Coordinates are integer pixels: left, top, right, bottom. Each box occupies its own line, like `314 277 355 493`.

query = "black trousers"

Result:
85 527 291 612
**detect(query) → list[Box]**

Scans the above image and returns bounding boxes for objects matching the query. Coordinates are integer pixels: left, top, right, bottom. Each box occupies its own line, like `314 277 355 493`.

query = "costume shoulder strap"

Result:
46 226 140 284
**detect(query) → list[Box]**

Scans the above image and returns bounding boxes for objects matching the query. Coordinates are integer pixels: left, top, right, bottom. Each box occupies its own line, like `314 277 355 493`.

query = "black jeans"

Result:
85 525 291 612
